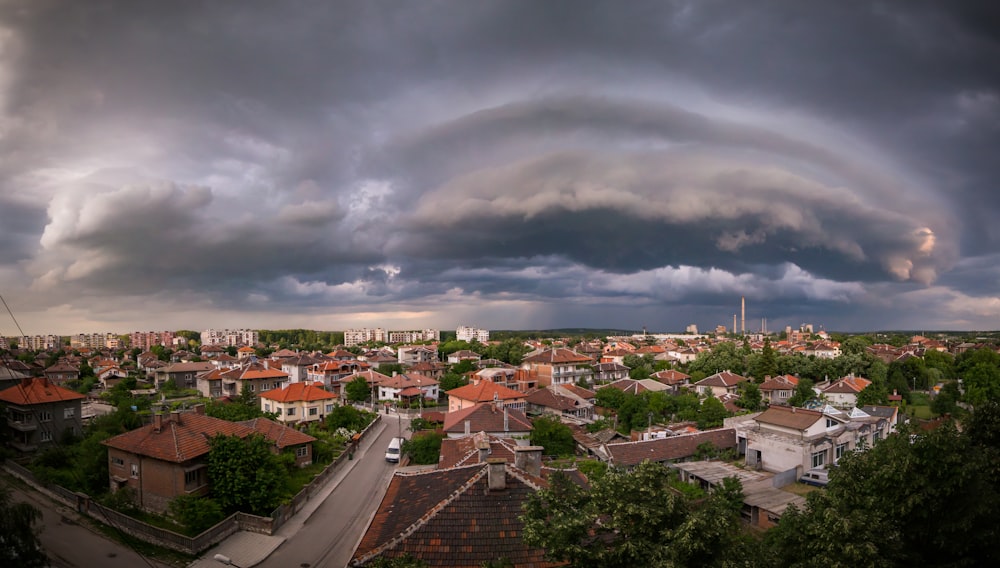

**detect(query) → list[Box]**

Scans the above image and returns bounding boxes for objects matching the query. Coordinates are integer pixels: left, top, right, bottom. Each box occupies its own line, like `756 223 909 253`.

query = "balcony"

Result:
7 418 37 432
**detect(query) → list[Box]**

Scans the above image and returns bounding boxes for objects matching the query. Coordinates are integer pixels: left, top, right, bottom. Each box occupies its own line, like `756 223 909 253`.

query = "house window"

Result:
40 431 52 442
835 443 848 461
287 407 296 416
296 446 308 458
811 451 826 469
249 384 255 392
112 457 125 468
131 464 139 479
873 431 882 443
64 407 75 419
826 418 838 428
264 403 271 412
309 407 318 416
39 411 53 422
184 469 201 487
325 404 334 413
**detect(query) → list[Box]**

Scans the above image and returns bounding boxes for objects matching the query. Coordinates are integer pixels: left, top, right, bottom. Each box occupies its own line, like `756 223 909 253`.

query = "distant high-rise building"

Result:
11 334 61 350
201 328 258 347
344 328 387 347
456 326 490 343
387 329 440 344
128 331 176 351
685 324 699 335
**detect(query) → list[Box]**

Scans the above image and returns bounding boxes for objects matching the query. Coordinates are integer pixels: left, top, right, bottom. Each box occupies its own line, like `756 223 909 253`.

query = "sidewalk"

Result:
187 419 387 568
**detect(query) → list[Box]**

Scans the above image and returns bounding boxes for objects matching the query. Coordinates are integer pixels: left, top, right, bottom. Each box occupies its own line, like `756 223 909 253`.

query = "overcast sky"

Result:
1 1 998 336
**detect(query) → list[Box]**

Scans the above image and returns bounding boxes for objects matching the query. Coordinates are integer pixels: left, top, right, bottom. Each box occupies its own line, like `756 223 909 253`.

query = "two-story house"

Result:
0 377 85 452
693 370 749 397
821 374 872 409
521 348 594 387
102 408 315 513
260 382 339 424
446 380 527 412
378 373 439 404
758 375 799 405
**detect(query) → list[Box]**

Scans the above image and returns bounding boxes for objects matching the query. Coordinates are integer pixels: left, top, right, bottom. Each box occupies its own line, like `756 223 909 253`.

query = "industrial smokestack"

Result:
741 296 746 335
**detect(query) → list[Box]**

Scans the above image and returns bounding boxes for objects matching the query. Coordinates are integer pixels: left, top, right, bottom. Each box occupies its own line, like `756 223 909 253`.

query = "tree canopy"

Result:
521 461 748 568
529 415 575 456
207 433 289 515
0 487 48 567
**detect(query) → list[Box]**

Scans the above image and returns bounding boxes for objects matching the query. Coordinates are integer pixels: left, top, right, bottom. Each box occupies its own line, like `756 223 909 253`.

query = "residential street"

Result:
6 481 174 568
256 410 410 568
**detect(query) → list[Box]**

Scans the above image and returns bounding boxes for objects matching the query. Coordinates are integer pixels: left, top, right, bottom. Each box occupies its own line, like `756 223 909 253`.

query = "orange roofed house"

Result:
101 408 315 513
260 382 339 424
0 377 85 452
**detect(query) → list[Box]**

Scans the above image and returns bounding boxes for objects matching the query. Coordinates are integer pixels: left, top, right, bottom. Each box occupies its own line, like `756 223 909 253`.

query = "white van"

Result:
385 437 403 463
800 468 830 487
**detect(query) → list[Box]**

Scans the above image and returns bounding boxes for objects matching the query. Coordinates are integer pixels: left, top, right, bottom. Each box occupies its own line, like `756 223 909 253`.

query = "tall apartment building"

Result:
70 332 119 350
387 329 440 344
129 331 176 351
201 328 259 347
456 326 490 343
343 328 387 347
8 335 61 350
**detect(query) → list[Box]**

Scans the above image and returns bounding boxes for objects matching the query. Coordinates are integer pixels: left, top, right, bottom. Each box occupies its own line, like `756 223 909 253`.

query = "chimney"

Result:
464 419 471 436
170 409 181 424
504 407 509 432
514 446 543 477
475 432 490 463
487 457 506 490
193 403 205 415
154 413 163 432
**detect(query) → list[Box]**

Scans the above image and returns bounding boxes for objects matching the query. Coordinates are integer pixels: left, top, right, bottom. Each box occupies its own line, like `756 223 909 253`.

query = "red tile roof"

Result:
378 373 438 389
442 404 532 435
523 348 592 365
102 413 312 463
755 405 825 430
822 375 872 394
446 381 524 403
238 418 317 449
694 371 749 388
0 378 85 406
260 382 336 402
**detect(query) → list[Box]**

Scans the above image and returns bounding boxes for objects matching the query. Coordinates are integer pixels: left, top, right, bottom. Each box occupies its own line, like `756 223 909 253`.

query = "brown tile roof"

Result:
558 383 596 399
525 387 580 411
446 381 525 403
438 434 518 469
694 371 749 388
352 464 561 567
522 348 592 365
651 369 691 384
238 418 316 449
379 373 438 389
260 382 337 402
102 414 311 462
0 378 86 406
605 428 736 467
102 412 253 463
758 376 797 391
755 405 824 430
442 404 532 435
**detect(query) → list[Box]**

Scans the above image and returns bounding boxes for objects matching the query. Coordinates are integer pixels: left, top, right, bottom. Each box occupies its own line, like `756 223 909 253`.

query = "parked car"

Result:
800 468 829 487
385 437 403 463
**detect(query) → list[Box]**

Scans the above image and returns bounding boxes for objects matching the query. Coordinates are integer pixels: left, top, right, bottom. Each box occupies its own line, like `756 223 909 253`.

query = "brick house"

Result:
445 380 527 412
101 409 315 513
43 361 80 385
0 377 85 452
521 348 594 387
693 370 749 397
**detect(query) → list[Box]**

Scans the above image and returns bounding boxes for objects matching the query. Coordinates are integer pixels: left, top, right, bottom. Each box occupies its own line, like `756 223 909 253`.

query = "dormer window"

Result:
826 418 838 428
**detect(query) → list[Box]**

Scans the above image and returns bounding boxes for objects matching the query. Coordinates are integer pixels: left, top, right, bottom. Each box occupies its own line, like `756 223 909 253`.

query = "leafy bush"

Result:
168 495 225 534
403 432 445 465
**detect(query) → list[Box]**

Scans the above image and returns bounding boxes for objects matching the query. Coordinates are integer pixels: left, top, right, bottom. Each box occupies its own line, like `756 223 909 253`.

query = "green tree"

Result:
438 372 468 393
736 381 763 412
529 416 575 456
403 431 445 465
787 378 816 407
697 395 729 429
856 381 889 407
766 403 1000 567
205 398 275 422
345 375 372 403
325 405 375 432
688 342 745 377
521 461 747 568
208 433 289 515
931 381 960 416
0 486 48 567
962 362 1000 407
449 359 477 375
749 337 778 381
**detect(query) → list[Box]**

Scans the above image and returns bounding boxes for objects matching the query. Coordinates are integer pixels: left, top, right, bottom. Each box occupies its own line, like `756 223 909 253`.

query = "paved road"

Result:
7 483 173 568
257 412 410 568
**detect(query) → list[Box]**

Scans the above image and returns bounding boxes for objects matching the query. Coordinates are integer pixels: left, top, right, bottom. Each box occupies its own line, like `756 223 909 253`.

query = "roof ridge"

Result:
354 466 488 564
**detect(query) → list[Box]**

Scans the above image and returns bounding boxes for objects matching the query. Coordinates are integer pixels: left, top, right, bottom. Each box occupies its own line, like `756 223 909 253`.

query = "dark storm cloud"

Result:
0 0 997 331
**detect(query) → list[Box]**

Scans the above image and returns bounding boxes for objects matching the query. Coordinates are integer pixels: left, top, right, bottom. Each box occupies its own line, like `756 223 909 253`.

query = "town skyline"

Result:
1 2 998 335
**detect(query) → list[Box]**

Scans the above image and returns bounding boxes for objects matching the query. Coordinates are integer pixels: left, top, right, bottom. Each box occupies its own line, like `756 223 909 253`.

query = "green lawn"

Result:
908 405 935 419
910 392 931 406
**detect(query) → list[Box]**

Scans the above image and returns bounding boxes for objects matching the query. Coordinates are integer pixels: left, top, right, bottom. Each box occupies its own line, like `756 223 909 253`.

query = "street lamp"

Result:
213 554 243 568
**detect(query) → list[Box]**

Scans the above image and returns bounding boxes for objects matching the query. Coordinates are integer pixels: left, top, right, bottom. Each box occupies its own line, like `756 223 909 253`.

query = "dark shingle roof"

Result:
605 429 736 467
